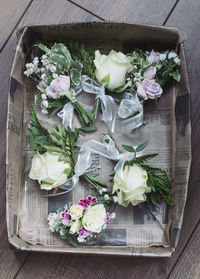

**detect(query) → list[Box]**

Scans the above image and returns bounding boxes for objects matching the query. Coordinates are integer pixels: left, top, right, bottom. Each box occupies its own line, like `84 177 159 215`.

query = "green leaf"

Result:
35 43 50 53
136 141 148 152
57 43 72 64
70 69 81 86
54 223 63 230
67 235 79 248
100 74 110 83
50 54 70 70
71 60 83 72
34 93 41 104
169 70 180 82
122 144 135 153
79 126 97 132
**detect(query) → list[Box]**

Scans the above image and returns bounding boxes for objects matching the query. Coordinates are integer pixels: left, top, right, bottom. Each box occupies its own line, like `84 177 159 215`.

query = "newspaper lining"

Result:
6 23 191 256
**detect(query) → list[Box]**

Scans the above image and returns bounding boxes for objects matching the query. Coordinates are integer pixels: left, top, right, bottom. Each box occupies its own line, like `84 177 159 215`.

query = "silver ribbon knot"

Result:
81 75 118 133
57 85 82 129
118 92 143 133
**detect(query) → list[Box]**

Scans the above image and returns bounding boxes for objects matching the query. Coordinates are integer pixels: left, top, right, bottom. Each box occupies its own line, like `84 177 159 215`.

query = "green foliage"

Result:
66 40 96 80
29 108 80 177
143 165 174 206
122 141 174 206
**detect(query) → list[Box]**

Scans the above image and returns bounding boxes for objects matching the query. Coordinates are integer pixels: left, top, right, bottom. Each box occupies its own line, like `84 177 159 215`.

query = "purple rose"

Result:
143 66 156 79
147 50 160 63
46 75 70 99
136 79 163 100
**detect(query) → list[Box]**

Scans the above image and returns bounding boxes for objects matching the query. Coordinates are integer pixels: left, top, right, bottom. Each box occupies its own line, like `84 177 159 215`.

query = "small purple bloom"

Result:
61 213 72 225
60 209 68 218
147 50 160 63
106 213 110 222
86 195 93 204
78 227 91 238
78 198 89 210
91 197 98 204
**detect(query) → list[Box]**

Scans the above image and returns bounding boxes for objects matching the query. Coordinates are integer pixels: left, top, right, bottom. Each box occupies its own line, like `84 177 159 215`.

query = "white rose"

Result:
82 204 107 233
69 204 83 220
69 220 81 234
94 50 133 91
113 164 151 207
29 152 70 190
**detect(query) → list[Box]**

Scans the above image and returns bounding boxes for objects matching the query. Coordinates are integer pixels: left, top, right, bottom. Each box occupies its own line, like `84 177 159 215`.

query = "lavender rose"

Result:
136 79 163 100
147 50 160 63
46 75 70 99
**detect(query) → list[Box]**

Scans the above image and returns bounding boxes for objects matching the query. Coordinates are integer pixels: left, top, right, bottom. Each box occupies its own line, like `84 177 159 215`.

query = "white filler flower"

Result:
94 50 133 91
29 152 70 190
113 164 151 206
82 204 107 233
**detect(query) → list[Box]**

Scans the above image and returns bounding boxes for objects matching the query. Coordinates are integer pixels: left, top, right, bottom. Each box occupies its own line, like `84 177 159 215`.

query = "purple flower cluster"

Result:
78 227 91 238
60 208 72 225
78 195 98 210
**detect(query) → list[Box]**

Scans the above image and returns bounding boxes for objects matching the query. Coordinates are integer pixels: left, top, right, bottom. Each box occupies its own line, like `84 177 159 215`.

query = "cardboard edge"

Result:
6 21 190 257
16 21 186 44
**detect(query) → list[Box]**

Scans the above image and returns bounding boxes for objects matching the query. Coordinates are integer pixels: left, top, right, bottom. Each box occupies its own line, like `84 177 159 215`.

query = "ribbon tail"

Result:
57 102 74 129
101 95 118 133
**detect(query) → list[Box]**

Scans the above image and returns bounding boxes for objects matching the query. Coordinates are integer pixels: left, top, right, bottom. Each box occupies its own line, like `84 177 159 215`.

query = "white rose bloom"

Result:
94 50 133 91
29 152 70 190
69 205 83 220
113 164 151 207
82 204 107 233
69 220 81 234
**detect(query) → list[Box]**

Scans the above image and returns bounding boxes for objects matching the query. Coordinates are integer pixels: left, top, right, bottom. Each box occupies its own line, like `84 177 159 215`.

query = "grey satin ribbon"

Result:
79 135 135 178
118 92 144 133
81 75 118 133
57 85 82 129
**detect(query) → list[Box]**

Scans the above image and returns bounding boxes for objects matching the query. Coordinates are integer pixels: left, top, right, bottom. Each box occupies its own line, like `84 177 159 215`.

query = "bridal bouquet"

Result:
25 41 180 246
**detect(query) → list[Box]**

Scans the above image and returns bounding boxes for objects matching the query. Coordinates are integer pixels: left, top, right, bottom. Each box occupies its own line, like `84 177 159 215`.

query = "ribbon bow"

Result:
118 92 143 133
57 85 82 129
79 135 135 178
81 75 118 133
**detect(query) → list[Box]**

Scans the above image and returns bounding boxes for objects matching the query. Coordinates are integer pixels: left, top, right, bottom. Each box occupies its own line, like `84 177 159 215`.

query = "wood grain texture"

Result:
68 0 177 24
169 222 200 279
0 30 28 279
0 0 199 278
0 0 99 278
0 0 32 50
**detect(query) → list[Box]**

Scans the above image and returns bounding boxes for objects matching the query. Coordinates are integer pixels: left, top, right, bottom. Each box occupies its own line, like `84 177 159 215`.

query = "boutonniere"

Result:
28 108 105 196
47 195 115 247
78 135 174 207
24 43 98 129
